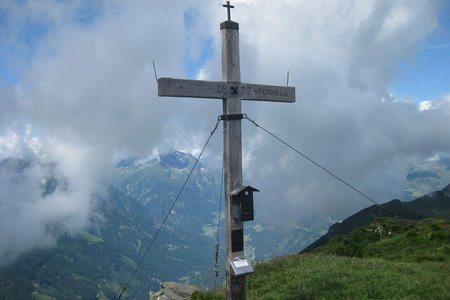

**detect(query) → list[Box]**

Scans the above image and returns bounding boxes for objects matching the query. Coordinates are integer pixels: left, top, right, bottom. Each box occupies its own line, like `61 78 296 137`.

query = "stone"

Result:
149 282 199 300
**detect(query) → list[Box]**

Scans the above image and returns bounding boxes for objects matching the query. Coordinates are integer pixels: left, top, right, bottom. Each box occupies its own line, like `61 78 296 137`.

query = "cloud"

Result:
418 100 434 111
0 0 202 264
0 0 449 261
0 131 20 158
234 0 449 224
0 125 105 266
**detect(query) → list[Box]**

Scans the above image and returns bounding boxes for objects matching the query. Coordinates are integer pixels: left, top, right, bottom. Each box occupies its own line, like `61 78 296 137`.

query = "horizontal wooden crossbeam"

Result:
158 78 295 103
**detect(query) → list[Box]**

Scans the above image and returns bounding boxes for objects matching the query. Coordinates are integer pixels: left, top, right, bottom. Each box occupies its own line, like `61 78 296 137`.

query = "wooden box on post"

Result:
230 186 259 221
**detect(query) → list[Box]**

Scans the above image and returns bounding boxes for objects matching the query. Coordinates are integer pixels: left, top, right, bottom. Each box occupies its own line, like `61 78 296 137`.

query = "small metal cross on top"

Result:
223 1 234 21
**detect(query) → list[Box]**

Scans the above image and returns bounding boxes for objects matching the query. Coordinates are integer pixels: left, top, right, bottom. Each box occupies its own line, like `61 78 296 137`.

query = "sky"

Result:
0 0 450 265
392 3 450 101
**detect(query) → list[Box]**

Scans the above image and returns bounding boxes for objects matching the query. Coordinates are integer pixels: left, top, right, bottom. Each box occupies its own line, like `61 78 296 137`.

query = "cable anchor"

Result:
219 114 244 121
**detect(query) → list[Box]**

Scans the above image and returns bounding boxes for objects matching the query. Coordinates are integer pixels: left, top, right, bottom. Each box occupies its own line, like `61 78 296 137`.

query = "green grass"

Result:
314 218 450 262
247 254 449 300
192 218 450 300
191 290 226 300
31 291 55 300
192 254 450 300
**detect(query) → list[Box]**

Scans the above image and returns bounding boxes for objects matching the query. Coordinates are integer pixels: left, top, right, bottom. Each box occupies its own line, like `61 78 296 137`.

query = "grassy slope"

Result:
313 218 450 262
247 254 450 300
192 254 450 300
302 185 450 253
192 218 450 299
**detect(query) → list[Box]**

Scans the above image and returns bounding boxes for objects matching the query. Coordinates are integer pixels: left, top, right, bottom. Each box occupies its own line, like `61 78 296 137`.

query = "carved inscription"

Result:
158 78 295 102
216 84 290 98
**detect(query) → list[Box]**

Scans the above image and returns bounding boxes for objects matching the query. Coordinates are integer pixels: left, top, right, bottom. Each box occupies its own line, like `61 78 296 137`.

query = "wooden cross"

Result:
157 4 295 300
223 1 234 21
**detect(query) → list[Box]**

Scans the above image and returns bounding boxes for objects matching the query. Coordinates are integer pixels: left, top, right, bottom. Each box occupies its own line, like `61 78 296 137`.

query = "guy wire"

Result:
117 118 221 300
243 114 400 219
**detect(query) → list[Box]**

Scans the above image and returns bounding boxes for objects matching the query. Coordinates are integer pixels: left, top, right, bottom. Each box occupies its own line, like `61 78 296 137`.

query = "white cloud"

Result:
195 68 209 80
0 0 449 259
418 100 433 111
0 127 105 265
0 131 19 158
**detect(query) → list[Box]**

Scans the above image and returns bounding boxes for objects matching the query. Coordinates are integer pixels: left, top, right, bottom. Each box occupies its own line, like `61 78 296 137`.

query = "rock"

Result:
149 282 199 300
444 184 450 198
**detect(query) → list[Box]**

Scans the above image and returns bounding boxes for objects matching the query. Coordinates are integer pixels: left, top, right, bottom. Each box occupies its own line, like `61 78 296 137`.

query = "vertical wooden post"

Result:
157 6 295 298
221 20 245 300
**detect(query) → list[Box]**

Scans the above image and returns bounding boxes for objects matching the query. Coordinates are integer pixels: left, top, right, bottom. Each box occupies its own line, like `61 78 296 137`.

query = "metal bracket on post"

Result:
220 114 244 121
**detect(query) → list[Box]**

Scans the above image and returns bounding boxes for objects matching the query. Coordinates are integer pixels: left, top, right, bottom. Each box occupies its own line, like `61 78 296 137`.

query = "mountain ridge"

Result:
302 184 450 253
0 152 332 299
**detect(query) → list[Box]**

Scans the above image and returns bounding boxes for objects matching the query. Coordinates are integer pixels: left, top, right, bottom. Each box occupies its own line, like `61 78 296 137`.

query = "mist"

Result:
0 0 449 263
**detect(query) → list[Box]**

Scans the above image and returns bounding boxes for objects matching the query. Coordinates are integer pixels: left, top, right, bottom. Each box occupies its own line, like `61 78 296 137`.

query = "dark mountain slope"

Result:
2 152 329 299
0 188 167 298
0 151 223 299
405 186 450 219
302 184 450 253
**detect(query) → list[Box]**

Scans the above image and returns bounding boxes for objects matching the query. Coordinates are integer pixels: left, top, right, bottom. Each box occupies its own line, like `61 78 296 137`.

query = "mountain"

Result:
302 184 450 253
0 187 162 299
195 216 450 299
311 217 450 262
194 207 450 299
195 244 450 299
0 152 223 298
2 151 448 299
0 152 332 299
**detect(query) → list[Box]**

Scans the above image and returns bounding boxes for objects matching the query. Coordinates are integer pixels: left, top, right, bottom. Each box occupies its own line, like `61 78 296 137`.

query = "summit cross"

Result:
223 1 234 21
157 2 296 300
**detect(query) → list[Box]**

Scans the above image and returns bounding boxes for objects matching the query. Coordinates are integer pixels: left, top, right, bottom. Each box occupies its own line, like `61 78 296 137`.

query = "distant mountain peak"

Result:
115 157 138 169
159 151 197 169
115 151 199 170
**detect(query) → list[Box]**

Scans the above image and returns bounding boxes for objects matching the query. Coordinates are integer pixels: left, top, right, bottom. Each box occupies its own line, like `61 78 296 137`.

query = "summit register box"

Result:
230 185 259 221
